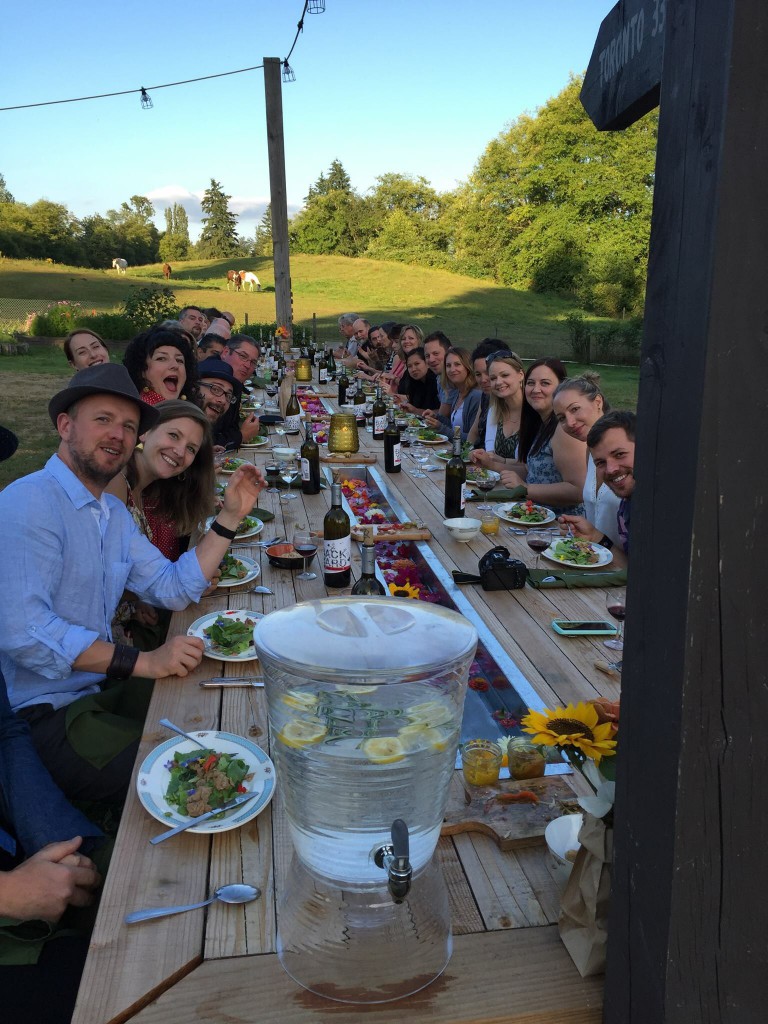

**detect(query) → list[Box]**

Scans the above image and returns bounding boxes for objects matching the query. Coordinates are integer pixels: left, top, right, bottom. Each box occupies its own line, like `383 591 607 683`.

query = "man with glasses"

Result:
196 358 242 428
216 336 263 447
177 306 207 341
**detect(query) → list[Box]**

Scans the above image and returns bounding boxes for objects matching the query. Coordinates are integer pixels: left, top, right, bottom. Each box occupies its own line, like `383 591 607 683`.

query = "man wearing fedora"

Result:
0 364 264 804
195 356 262 448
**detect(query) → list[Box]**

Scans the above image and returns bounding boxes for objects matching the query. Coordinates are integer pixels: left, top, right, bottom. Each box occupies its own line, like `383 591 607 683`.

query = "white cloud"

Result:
145 184 300 240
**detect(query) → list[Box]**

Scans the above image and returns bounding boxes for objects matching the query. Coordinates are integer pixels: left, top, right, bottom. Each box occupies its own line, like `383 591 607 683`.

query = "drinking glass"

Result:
526 529 550 568
605 592 626 651
264 460 280 494
293 528 318 581
408 442 428 478
274 422 286 439
402 425 417 449
474 474 498 511
280 458 300 500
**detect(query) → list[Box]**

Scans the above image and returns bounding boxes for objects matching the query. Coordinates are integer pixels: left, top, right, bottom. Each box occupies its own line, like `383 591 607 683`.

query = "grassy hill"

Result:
0 255 639 488
0 254 592 356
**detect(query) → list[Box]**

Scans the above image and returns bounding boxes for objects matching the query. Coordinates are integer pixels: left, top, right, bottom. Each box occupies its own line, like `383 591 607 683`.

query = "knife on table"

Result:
149 792 257 845
199 677 264 688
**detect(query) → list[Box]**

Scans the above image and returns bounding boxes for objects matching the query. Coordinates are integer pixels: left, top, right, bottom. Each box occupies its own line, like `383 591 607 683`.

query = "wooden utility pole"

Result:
263 57 292 337
580 1 768 1019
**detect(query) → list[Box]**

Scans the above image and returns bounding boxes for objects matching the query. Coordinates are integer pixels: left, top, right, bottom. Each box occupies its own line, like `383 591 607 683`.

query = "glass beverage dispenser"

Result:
254 597 478 1003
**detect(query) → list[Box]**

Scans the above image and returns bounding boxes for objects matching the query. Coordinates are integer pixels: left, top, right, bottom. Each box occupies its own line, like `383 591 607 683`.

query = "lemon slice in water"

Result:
279 719 327 748
361 736 406 764
405 700 454 728
282 691 318 711
398 722 451 752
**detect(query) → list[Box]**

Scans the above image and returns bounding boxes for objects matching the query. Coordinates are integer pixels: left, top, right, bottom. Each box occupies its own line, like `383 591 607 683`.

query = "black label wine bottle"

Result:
372 385 387 440
323 480 351 588
338 367 349 405
384 410 402 473
300 421 321 495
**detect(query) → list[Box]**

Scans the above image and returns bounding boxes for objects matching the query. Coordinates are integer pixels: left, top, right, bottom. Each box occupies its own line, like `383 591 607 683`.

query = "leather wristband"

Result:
209 518 237 540
599 534 614 550
107 642 140 681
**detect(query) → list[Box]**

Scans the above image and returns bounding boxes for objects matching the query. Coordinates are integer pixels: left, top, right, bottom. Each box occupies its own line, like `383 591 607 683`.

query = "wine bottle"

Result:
285 382 302 434
323 477 351 588
351 527 386 595
300 420 321 495
338 366 349 405
384 410 402 474
318 349 328 385
444 425 466 518
326 346 336 378
353 382 366 423
372 385 387 440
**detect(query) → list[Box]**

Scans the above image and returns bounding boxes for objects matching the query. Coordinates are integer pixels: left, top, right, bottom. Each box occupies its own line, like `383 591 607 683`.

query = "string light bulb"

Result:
307 1 326 11
282 60 296 83
140 88 153 110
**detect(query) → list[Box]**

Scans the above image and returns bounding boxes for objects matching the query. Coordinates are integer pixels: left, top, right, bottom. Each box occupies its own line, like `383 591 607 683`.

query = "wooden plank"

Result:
453 832 549 931
130 928 602 1024
436 836 485 936
581 0 665 130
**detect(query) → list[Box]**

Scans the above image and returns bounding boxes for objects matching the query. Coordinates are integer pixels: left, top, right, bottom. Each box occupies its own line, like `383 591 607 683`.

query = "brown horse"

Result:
162 263 172 280
226 270 242 292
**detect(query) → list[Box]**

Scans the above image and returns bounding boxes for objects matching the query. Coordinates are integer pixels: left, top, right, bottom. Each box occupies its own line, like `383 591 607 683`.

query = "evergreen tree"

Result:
197 179 239 258
290 161 375 257
0 173 14 204
253 204 273 256
159 203 190 261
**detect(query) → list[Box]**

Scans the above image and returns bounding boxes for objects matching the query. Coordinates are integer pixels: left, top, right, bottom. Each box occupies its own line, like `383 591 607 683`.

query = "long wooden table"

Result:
73 394 619 1024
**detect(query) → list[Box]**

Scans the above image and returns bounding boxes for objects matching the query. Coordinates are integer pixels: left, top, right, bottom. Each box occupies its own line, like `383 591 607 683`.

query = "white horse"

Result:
242 271 261 292
112 258 128 274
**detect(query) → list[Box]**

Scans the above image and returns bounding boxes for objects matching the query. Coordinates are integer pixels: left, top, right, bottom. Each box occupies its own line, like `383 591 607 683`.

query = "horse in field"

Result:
112 258 128 274
162 263 172 279
241 271 261 291
226 270 242 291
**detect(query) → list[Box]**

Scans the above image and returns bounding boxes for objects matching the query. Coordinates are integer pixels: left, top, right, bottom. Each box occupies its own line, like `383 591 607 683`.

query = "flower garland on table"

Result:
297 389 329 444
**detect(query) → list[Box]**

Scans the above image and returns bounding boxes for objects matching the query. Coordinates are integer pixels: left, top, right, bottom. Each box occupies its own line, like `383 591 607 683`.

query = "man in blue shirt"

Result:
0 364 264 803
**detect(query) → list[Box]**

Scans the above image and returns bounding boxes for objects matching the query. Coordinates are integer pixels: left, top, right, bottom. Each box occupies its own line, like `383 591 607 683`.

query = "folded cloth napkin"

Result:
526 567 628 589
467 486 528 502
250 507 275 522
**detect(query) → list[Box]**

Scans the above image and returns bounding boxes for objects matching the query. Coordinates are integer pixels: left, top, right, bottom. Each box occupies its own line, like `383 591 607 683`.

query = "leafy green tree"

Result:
159 203 190 261
253 204 273 257
369 173 441 219
0 199 81 263
196 179 239 258
106 195 161 265
290 161 375 257
0 173 14 204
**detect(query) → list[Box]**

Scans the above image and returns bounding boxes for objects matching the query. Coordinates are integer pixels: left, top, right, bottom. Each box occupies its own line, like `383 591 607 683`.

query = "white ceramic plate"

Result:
416 433 450 445
542 541 613 569
495 502 556 526
205 516 264 541
217 554 260 587
433 449 472 464
137 730 276 834
187 608 264 662
219 458 248 475
238 436 269 449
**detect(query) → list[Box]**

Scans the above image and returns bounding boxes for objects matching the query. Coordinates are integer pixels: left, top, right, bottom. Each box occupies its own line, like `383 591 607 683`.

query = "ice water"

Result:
268 681 461 884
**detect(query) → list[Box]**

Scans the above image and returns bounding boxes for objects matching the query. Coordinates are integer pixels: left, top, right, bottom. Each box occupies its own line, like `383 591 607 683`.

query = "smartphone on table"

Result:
551 620 617 636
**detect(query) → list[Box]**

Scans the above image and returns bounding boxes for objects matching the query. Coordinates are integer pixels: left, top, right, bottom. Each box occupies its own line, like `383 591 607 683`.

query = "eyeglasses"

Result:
199 381 237 405
232 350 259 367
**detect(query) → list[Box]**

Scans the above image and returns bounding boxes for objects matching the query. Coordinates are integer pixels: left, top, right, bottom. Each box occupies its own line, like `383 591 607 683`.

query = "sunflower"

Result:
521 701 617 763
388 581 421 599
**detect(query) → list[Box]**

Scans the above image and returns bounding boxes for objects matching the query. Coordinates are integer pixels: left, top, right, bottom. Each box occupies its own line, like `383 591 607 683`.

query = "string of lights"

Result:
0 1 325 114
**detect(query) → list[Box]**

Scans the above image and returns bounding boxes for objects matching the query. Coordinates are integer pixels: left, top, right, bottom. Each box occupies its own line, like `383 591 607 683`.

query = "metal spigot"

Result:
374 818 412 903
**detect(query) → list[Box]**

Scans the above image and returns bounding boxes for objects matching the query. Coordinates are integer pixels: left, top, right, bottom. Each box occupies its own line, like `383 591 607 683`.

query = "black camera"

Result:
452 546 528 592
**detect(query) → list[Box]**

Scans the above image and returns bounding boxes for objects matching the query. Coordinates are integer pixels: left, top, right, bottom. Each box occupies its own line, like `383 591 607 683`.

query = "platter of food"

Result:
433 442 473 463
238 436 270 449
216 553 260 587
542 537 613 568
349 522 431 542
187 609 263 662
218 457 247 474
495 501 556 526
205 515 264 540
136 730 275 834
415 429 450 445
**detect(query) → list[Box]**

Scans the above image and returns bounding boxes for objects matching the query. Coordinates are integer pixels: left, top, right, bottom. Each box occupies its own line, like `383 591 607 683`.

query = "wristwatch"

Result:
598 534 614 550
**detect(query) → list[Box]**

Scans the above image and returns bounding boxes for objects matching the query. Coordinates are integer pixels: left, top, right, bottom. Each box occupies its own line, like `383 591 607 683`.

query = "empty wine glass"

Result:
526 529 550 568
409 442 429 478
280 457 299 500
605 592 626 651
293 527 318 580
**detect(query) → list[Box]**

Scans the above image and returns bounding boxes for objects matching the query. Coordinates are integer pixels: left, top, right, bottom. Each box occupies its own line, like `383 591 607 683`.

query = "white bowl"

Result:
544 813 583 892
272 446 297 460
443 517 482 541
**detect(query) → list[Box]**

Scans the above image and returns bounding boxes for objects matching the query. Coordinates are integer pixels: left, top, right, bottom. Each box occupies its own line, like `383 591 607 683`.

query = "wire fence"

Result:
0 297 115 333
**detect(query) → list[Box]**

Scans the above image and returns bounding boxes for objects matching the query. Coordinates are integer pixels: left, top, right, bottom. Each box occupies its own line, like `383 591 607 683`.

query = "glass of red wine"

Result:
526 529 550 568
605 592 626 651
474 472 498 511
293 528 318 580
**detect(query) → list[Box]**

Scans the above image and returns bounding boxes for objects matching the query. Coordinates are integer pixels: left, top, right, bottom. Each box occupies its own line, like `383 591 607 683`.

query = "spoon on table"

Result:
248 584 274 595
159 718 208 746
125 883 261 924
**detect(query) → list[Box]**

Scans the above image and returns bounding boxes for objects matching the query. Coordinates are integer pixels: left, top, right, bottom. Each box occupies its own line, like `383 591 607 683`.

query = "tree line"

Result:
0 75 656 315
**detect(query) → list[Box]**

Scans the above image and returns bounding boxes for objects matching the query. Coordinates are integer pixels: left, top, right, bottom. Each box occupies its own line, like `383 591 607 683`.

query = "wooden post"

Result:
603 1 768 1019
244 312 249 326
263 58 292 337
312 313 317 344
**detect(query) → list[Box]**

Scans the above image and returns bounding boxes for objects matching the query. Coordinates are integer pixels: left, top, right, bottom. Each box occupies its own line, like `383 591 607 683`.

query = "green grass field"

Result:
0 255 639 489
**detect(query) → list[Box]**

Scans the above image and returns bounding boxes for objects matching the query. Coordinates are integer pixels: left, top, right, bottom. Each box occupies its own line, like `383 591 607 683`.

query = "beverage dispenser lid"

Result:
254 597 477 682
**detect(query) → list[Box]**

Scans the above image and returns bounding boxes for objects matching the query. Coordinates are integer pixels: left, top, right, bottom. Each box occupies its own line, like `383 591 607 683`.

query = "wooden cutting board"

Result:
350 525 431 542
320 452 377 464
441 773 577 851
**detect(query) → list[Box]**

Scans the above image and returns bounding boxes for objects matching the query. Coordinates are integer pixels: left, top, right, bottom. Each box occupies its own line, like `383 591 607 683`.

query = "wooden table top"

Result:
73 391 615 1024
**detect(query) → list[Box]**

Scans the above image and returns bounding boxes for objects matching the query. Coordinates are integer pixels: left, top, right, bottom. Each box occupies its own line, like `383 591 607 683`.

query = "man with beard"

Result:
196 357 246 446
214 336 263 448
0 364 264 804
558 410 636 566
177 305 207 341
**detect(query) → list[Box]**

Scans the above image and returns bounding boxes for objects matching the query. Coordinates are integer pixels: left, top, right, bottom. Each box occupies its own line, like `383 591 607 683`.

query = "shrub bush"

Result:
29 301 87 336
121 287 179 329
564 312 592 363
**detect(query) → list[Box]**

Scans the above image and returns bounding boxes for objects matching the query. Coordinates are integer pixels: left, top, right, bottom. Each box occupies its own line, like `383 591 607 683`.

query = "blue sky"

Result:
1 1 613 242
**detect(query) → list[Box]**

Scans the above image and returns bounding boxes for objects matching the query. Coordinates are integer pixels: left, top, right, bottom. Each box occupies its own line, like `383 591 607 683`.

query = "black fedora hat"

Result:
197 358 243 396
0 425 19 463
48 364 160 433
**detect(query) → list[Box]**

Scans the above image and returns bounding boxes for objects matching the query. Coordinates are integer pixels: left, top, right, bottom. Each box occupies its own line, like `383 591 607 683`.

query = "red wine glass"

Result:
605 593 626 651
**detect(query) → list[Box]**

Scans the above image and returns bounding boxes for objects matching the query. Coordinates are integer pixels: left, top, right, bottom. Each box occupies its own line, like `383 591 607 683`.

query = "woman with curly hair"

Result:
122 326 199 406
107 400 216 646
